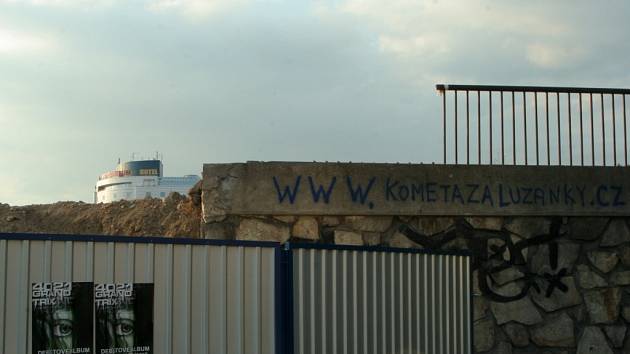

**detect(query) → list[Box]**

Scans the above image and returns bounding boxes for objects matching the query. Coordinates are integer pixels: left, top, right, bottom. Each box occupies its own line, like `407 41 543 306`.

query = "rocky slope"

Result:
0 193 200 237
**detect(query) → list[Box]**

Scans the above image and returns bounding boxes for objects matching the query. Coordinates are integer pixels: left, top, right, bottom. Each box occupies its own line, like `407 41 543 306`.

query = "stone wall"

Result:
199 162 630 353
201 214 630 353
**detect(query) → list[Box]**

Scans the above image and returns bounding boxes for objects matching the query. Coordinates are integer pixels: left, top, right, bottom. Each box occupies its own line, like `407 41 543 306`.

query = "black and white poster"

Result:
95 283 153 354
32 282 94 354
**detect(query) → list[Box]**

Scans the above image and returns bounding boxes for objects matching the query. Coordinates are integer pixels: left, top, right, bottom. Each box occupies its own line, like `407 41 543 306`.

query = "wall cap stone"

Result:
202 162 630 217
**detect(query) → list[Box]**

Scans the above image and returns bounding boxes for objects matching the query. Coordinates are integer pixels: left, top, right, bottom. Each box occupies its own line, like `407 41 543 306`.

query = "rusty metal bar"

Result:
500 92 504 165
523 92 527 165
436 84 630 95
578 93 584 166
534 93 539 165
624 94 628 166
466 91 470 165
612 94 617 165
545 92 550 165
436 84 630 166
602 93 606 166
477 91 481 164
489 92 493 165
512 92 516 165
454 90 458 165
443 92 446 164
557 92 561 165
590 93 595 166
567 92 573 166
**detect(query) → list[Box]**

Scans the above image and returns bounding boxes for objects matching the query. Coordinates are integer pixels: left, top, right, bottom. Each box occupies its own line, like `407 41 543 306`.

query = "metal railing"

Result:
436 84 630 166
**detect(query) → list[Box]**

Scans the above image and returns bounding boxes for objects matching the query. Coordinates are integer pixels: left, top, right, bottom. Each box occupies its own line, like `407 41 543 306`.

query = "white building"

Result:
94 159 200 203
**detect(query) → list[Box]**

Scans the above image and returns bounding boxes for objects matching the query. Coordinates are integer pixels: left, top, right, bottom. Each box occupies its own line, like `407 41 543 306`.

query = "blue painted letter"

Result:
346 176 376 205
273 176 302 204
308 176 337 204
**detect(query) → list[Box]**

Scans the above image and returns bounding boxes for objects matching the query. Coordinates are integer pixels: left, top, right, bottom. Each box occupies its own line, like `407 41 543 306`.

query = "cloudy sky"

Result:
1 0 629 205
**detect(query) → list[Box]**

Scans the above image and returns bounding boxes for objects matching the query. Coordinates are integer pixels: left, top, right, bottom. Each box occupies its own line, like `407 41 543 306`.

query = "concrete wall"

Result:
201 162 630 354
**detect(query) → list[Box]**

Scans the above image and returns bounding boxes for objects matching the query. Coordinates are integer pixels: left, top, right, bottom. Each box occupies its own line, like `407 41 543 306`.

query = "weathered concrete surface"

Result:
202 162 630 218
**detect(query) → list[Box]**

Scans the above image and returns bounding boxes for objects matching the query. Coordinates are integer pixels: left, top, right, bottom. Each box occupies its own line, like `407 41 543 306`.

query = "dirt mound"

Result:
0 193 201 237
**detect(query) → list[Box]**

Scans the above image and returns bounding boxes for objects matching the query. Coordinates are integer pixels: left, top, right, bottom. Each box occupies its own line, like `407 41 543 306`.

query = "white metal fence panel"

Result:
292 246 471 354
0 235 277 354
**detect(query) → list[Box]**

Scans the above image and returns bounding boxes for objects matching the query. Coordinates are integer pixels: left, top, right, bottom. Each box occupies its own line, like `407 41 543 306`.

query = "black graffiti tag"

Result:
398 217 566 303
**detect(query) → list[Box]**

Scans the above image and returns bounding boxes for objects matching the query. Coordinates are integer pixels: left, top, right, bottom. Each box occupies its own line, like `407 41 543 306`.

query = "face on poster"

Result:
31 282 94 354
95 283 153 354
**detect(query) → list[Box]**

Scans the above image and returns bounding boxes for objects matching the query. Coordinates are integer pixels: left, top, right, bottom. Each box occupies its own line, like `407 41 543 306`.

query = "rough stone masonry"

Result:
201 161 630 354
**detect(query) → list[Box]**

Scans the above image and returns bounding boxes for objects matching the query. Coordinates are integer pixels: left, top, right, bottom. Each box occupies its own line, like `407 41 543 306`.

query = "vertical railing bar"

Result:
454 90 458 164
612 94 617 165
523 91 528 165
557 92 561 165
466 90 470 164
590 93 595 166
489 91 493 165
477 91 481 164
624 95 628 166
546 92 550 165
534 92 539 165
602 93 606 166
512 91 516 164
588 92 595 166
568 92 573 166
443 92 446 164
578 93 584 166
500 91 504 165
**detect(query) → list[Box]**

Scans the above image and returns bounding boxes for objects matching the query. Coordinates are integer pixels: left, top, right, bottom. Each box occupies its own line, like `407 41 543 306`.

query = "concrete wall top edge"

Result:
201 161 630 217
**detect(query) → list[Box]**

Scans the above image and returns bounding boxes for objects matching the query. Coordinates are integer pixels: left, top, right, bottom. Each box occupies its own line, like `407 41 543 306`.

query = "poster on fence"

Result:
95 283 154 354
32 282 94 354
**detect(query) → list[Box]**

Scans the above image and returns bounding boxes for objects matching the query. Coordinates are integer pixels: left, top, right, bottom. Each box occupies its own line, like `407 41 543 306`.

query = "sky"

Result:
1 0 629 205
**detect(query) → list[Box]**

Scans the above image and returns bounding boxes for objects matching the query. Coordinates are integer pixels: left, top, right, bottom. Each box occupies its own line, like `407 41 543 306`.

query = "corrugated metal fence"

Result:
287 244 472 354
0 234 471 354
0 234 277 354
